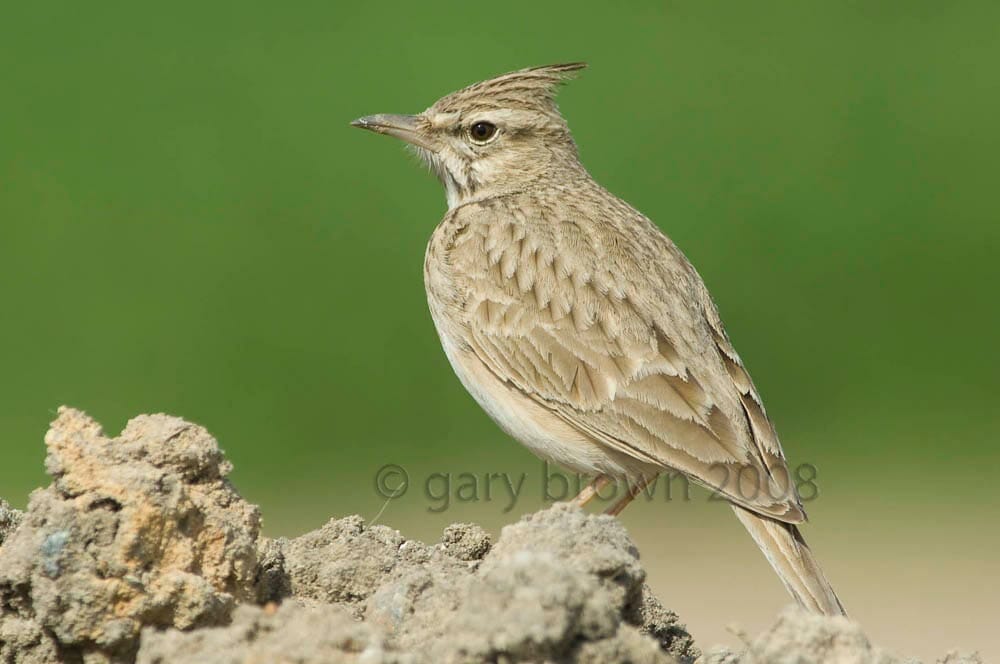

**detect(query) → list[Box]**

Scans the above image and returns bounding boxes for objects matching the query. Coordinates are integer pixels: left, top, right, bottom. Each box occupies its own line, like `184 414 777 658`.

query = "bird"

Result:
351 63 846 616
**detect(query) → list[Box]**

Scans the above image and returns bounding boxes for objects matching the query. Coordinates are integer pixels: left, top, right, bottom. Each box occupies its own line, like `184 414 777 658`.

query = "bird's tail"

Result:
731 505 847 616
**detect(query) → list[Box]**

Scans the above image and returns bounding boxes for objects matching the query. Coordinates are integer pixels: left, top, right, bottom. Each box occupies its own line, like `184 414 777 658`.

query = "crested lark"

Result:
352 63 846 616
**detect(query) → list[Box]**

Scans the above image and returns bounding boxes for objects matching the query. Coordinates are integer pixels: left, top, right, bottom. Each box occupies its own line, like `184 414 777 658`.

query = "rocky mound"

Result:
0 408 982 663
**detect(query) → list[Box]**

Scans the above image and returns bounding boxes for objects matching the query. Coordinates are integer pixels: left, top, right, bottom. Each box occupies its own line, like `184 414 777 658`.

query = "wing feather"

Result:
434 199 804 521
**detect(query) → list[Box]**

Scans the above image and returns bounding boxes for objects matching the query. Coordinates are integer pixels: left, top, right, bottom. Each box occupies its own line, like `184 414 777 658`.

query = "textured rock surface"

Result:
0 408 984 663
0 407 261 662
136 601 408 664
700 607 982 664
0 501 21 548
261 504 693 663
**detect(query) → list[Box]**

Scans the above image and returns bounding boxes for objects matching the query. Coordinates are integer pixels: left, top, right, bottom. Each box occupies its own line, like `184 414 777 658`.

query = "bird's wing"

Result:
444 200 804 522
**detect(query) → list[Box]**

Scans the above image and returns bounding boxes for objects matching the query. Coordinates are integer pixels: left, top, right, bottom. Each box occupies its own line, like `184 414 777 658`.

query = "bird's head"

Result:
352 63 586 208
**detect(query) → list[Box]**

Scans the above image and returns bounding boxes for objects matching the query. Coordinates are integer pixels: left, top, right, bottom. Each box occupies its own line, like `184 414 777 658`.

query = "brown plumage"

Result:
352 63 846 616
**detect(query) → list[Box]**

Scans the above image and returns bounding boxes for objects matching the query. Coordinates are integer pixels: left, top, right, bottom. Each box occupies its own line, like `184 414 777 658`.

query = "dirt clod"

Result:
0 408 260 662
700 607 982 664
0 501 21 549
0 408 983 663
136 601 408 664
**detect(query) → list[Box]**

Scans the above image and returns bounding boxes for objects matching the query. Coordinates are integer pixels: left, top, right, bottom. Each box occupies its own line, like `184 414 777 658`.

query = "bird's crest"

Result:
432 63 587 116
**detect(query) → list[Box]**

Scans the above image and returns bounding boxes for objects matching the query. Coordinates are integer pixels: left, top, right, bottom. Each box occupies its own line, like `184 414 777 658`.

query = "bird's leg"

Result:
605 474 658 516
573 474 613 508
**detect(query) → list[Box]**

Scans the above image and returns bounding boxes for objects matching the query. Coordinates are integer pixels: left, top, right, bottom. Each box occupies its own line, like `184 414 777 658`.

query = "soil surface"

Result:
0 408 982 663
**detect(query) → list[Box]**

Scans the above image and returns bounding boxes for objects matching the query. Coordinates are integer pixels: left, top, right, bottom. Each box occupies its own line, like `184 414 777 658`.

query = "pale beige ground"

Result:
625 500 998 664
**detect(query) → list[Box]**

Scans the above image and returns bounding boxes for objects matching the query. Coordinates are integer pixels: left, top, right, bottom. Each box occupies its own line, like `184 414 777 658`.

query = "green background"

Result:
1 2 998 658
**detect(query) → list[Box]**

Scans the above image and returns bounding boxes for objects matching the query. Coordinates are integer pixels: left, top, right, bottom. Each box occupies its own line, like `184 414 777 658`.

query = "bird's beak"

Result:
350 114 437 152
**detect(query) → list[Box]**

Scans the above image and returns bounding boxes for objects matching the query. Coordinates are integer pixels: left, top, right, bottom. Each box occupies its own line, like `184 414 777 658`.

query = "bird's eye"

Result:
469 121 498 144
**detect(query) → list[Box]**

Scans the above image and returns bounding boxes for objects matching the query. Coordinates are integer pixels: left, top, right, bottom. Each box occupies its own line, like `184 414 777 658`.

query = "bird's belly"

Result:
433 328 637 479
